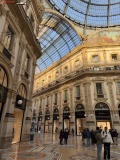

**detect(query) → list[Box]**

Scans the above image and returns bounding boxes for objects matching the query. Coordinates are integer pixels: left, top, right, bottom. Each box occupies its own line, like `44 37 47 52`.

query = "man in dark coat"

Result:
64 128 69 144
59 129 64 145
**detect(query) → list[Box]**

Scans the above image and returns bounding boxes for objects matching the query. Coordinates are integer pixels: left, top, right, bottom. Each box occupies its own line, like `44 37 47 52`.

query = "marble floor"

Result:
1 133 120 160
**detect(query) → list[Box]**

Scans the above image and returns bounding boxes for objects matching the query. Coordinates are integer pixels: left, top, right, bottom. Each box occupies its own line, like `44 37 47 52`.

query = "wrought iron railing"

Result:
33 66 120 96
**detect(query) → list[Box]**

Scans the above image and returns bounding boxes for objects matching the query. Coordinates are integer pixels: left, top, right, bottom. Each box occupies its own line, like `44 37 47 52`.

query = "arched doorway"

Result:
38 111 42 131
45 110 50 133
12 83 27 144
75 104 85 136
95 102 111 130
63 106 70 131
0 65 8 122
53 108 59 133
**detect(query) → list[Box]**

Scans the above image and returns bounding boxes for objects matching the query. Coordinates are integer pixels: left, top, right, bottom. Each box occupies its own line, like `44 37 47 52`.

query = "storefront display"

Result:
97 121 111 130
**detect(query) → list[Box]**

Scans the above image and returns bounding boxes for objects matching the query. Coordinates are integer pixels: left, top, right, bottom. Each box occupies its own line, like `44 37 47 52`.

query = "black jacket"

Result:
64 131 69 139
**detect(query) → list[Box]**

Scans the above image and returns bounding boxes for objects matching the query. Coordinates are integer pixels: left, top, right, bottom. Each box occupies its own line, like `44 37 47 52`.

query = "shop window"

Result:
118 82 120 93
75 60 79 66
94 67 99 71
65 66 68 72
112 54 117 60
47 96 49 105
55 93 57 104
56 72 59 77
48 76 51 82
4 27 14 51
40 99 42 107
76 86 80 100
92 55 98 61
96 83 104 98
64 90 67 101
42 80 44 85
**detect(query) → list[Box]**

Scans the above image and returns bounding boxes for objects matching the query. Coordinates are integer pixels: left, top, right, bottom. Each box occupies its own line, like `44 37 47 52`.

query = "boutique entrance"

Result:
45 110 50 133
38 111 42 131
75 104 85 135
53 108 59 133
12 83 27 144
95 102 111 130
63 106 70 131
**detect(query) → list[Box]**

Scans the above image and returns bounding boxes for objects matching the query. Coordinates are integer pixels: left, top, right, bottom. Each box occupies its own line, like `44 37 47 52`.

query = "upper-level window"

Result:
64 90 67 100
40 99 42 107
25 54 30 72
92 55 98 61
4 27 14 51
94 67 99 71
42 80 44 85
30 14 34 29
55 93 57 103
34 101 36 108
118 82 120 93
18 83 27 99
47 96 49 105
76 86 80 97
96 83 104 98
112 54 117 60
75 60 79 66
48 76 51 81
65 66 68 72
56 72 59 77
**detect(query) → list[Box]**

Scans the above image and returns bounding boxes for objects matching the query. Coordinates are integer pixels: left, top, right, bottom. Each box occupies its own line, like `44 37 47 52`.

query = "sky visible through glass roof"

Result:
48 0 120 27
35 13 81 75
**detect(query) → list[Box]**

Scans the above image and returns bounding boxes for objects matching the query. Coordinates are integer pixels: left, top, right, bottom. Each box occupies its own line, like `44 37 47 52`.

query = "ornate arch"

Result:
93 101 111 110
74 102 85 112
17 80 29 99
0 61 13 89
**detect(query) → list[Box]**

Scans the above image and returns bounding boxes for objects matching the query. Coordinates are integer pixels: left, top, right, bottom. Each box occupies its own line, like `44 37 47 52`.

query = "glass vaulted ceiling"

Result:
35 13 81 74
48 0 120 27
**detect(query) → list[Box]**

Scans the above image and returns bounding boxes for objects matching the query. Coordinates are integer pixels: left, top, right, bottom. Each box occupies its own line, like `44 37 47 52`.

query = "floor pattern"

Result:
1 133 120 160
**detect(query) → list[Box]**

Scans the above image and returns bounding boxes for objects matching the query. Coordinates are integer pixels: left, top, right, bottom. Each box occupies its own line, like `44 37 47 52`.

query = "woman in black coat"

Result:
64 128 69 145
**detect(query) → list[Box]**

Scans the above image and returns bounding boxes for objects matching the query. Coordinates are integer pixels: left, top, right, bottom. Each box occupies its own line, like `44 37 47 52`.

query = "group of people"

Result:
59 128 69 145
82 127 118 160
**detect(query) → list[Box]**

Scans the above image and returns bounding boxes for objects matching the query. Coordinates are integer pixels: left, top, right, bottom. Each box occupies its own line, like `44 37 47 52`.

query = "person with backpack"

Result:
85 128 91 146
95 127 107 160
112 129 118 145
101 127 113 160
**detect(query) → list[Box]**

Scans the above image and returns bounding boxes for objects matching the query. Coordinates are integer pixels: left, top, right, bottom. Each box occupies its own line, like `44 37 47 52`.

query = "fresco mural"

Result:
87 31 120 44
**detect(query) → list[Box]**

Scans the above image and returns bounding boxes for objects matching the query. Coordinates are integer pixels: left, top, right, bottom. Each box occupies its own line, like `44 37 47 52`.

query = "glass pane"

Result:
55 93 57 103
92 55 98 61
96 83 103 94
118 83 120 93
76 86 80 97
64 90 67 100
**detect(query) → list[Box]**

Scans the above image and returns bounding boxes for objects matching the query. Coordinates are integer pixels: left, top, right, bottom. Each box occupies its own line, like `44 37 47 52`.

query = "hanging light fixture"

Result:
18 100 22 104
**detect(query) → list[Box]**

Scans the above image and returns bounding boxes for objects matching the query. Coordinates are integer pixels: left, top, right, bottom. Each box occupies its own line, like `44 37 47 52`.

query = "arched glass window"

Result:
75 104 84 112
18 83 27 99
0 65 8 88
63 106 70 113
46 110 50 115
95 102 109 110
54 108 59 114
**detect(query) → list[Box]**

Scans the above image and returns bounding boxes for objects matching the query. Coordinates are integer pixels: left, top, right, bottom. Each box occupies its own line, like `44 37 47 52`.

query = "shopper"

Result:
72 128 74 136
95 127 107 160
82 129 86 145
64 128 69 144
59 129 64 145
85 128 91 146
101 127 113 160
91 129 95 145
112 129 118 145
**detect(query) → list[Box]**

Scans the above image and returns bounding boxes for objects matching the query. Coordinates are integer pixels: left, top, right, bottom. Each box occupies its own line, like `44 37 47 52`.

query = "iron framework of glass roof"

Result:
47 0 120 28
35 13 81 74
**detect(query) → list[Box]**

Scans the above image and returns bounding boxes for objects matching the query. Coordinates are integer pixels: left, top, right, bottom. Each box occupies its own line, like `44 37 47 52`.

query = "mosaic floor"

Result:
1 133 120 160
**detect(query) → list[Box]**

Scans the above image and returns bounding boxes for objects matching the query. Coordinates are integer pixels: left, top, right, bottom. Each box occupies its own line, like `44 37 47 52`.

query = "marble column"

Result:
49 95 53 133
58 92 63 132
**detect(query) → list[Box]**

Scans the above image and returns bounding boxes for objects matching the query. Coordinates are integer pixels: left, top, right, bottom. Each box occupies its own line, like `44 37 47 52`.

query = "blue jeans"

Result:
87 138 90 146
97 144 102 160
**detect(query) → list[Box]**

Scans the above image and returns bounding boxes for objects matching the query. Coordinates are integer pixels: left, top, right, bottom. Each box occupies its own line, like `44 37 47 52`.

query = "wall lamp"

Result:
115 114 118 117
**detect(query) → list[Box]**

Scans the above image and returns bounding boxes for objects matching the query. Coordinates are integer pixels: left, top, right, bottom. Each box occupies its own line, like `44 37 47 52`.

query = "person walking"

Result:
59 129 64 145
64 128 69 145
91 129 95 145
101 127 113 160
72 128 74 137
85 128 91 146
95 127 107 160
112 129 118 145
